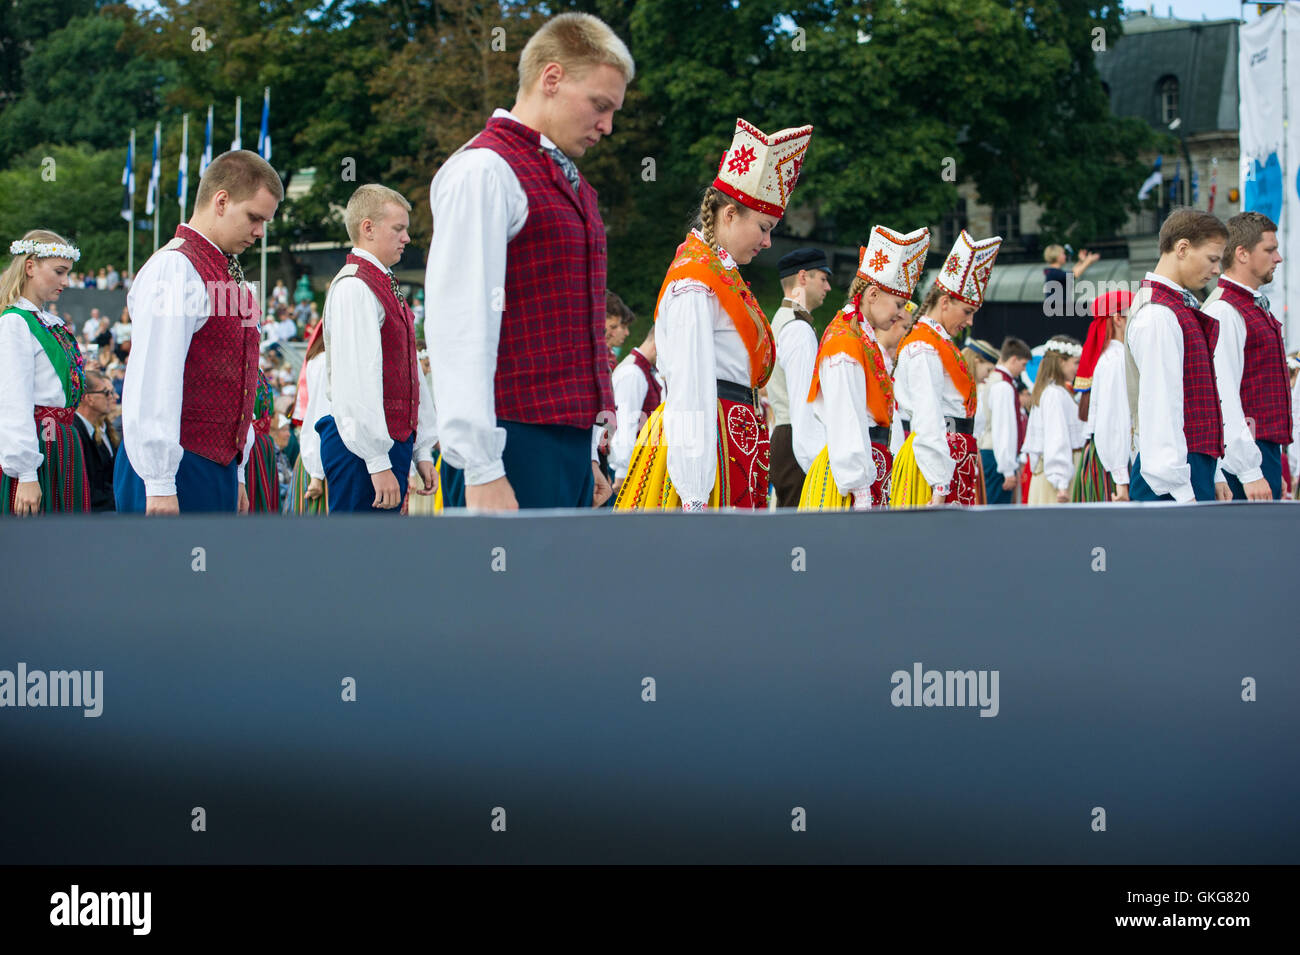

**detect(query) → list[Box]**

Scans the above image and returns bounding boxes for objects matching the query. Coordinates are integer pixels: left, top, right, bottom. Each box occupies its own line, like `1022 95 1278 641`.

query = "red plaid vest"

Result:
171 224 260 466
993 367 1028 452
465 116 614 428
1214 279 1293 443
346 254 419 441
630 349 662 416
1144 280 1224 458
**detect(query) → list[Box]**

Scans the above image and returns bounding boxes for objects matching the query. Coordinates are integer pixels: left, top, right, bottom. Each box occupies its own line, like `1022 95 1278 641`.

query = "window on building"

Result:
993 205 1021 243
941 199 968 248
1159 76 1179 124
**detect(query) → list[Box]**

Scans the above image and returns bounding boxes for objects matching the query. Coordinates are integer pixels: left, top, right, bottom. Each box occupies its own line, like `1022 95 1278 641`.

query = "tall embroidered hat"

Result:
857 225 931 299
713 118 813 219
935 229 1002 307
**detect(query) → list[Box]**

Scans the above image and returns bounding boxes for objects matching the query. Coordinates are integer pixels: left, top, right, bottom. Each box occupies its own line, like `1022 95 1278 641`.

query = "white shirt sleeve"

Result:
820 354 875 506
1091 347 1131 485
1042 386 1075 492
1290 376 1300 481
0 313 43 482
609 360 650 479
1202 299 1263 484
324 276 396 474
659 282 719 508
989 377 1019 477
414 368 437 464
298 356 329 481
237 422 254 484
777 320 822 471
425 148 527 487
904 345 957 490
889 415 904 456
121 251 206 498
1128 302 1194 502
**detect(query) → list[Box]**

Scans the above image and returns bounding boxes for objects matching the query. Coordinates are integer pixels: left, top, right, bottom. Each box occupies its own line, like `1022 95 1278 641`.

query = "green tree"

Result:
0 0 98 113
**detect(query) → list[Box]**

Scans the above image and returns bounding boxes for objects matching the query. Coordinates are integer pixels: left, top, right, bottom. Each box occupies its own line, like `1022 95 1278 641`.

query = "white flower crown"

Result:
9 239 81 262
1046 339 1082 358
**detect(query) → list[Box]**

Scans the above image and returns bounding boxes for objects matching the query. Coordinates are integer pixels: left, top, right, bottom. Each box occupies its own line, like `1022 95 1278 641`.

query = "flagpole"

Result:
233 96 242 151
179 112 189 225
152 121 162 253
259 87 270 320
127 128 135 278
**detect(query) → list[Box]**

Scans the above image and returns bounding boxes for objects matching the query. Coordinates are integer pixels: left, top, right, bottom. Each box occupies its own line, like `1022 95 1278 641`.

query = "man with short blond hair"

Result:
426 12 634 511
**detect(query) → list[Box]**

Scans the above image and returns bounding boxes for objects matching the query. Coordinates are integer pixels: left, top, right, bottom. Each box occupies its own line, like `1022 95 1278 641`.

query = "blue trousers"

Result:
1130 451 1217 502
981 449 1014 505
114 443 239 513
316 415 415 514
1223 439 1283 500
441 420 594 509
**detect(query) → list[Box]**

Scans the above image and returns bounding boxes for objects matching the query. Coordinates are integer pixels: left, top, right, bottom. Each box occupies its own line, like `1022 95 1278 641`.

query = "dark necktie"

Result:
1255 293 1271 313
388 270 406 306
1181 290 1200 310
544 145 580 194
226 255 245 285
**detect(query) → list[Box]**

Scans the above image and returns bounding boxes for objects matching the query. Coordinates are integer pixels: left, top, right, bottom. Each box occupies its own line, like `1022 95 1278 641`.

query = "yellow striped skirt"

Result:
798 446 851 510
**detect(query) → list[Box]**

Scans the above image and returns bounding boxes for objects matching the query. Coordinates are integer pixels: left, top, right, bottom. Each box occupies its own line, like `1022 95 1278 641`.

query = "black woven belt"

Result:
869 425 891 444
716 379 760 409
901 416 975 435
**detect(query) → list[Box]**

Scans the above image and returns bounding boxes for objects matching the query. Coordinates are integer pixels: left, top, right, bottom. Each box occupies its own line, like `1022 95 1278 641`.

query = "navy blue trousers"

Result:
440 420 594 509
981 449 1014 504
316 415 414 514
1130 451 1217 502
114 443 238 512
1223 439 1283 500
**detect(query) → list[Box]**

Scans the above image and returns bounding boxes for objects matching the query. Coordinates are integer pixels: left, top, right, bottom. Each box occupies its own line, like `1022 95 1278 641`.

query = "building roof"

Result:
1098 14 1239 134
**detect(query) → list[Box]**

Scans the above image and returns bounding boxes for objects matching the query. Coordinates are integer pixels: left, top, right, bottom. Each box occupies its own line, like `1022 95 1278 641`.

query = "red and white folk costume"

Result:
615 118 813 510
800 226 930 509
889 230 1002 507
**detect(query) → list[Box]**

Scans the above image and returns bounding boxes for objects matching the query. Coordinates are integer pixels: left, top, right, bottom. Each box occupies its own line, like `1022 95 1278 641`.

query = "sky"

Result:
1140 0 1270 21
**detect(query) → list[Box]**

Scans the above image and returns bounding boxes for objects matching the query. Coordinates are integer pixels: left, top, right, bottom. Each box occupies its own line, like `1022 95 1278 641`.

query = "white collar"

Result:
492 108 558 151
689 228 737 270
15 297 62 328
919 315 952 342
1144 271 1187 294
75 411 96 431
350 247 390 273
1219 274 1259 296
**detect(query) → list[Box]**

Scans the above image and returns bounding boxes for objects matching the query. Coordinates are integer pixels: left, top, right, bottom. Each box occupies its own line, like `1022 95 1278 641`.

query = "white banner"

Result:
1239 3 1300 350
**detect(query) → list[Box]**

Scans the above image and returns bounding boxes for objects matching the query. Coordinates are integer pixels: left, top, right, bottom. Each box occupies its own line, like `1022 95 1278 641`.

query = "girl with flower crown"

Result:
614 118 812 510
0 230 91 515
1023 335 1084 504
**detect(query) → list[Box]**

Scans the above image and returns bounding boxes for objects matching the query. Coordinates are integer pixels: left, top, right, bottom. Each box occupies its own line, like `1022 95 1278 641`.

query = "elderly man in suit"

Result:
73 368 119 511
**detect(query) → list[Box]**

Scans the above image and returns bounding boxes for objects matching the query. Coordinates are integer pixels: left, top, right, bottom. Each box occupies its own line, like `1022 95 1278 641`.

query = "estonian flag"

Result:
200 106 213 177
145 125 160 216
1137 155 1163 201
177 131 188 207
120 135 135 223
257 88 271 162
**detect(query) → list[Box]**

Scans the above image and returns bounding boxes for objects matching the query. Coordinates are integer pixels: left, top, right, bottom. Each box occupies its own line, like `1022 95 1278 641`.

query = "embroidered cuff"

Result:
682 499 707 512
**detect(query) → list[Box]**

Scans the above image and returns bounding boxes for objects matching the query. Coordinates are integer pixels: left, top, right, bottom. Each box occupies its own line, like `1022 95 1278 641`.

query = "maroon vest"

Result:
346 254 419 441
171 224 260 465
1143 280 1225 458
993 367 1028 452
465 116 614 428
630 349 662 416
1215 279 1293 443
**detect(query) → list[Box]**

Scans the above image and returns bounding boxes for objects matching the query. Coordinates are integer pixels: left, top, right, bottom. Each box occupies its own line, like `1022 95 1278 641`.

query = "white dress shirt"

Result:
323 246 437 474
657 231 754 508
810 310 889 508
1289 374 1300 483
120 227 255 497
1127 272 1196 502
1024 383 1083 492
1085 340 1132 485
988 366 1020 478
775 316 824 471
892 317 968 490
425 107 536 487
0 297 72 482
1202 275 1265 484
609 348 663 479
298 353 331 481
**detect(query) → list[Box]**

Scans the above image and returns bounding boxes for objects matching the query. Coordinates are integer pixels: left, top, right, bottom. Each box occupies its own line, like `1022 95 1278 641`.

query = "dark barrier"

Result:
1 505 1296 863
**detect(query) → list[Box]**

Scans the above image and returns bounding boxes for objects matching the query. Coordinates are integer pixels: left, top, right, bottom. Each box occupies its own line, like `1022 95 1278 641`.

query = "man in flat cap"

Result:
766 247 832 507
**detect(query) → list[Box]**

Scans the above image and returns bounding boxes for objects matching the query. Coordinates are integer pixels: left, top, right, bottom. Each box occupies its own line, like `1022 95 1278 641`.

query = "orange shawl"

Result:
899 321 977 417
806 309 895 427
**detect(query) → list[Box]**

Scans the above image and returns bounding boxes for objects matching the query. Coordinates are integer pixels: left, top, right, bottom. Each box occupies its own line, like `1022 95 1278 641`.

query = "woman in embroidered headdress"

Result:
1023 335 1084 504
889 230 1002 508
1072 290 1133 502
243 368 281 513
0 230 91 515
615 118 812 510
799 226 929 510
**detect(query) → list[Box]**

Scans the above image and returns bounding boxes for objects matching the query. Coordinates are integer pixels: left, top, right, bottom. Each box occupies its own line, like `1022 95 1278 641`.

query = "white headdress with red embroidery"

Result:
934 229 1002 307
857 225 930 300
712 118 813 219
